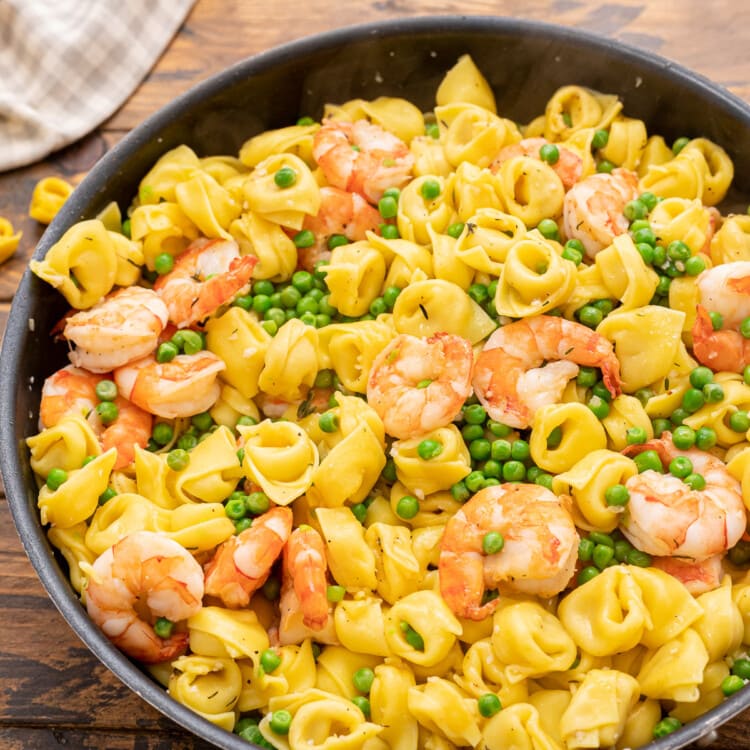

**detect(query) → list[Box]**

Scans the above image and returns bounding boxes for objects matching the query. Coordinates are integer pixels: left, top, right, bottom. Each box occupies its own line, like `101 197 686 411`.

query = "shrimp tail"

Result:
692 304 750 371
728 274 750 295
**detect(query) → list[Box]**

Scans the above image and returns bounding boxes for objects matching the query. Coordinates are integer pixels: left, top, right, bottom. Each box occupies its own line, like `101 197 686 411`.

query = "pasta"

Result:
25 53 750 750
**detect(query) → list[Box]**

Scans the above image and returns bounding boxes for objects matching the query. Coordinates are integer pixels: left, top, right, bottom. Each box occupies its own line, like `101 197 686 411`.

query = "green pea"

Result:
635 242 655 264
382 187 401 200
378 195 399 219
587 395 610 420
154 252 174 275
639 191 658 210
235 717 259 735
468 283 489 304
672 136 690 155
537 218 559 240
591 129 609 149
462 403 486 425
626 549 652 567
490 439 511 461
614 539 634 562
279 285 302 309
592 543 615 569
352 667 375 693
96 401 119 425
380 224 400 240
502 460 526 481
482 531 505 555
382 285 401 310
670 407 689 426
319 412 339 433
578 305 603 328
260 648 282 673
446 222 465 239
420 178 441 201
260 576 280 601
425 122 440 139
291 270 314 294
689 366 714 389
666 240 691 262
745 365 750 385
671 425 695 450
730 410 750 433
732 658 750 680
274 166 297 188
351 696 371 719
381 457 397 483
465 470 486 493
510 439 530 461
482 459 502 478
695 426 717 450
626 426 648 445
181 330 203 355
578 538 595 562
589 531 614 548
462 423 483 443
167 449 190 471
653 717 682 738
685 255 706 276
709 310 724 330
156 341 179 363
605 484 630 507
546 426 563 449
252 279 274 296
632 226 657 246
535 473 554 490
562 245 583 265
400 621 424 651
98 487 117 505
469 438 491 461
684 472 706 491
396 495 420 519
703 382 725 403
225 498 247 520
477 693 502 718
624 199 648 222
681 387 705 413
318 295 337 317
233 293 253 310
488 421 512 438
450 481 471 503
95 379 118 402
721 675 745 696
326 585 346 602
152 422 174 447
596 159 615 173
655 275 672 297
539 143 559 164
634 450 662 473
269 709 292 734
293 229 315 248
651 244 667 266
177 433 198 451
191 411 213 433
418 439 443 460
153 617 174 639
576 366 598 388
577 566 600 585
244 491 269 515
46 468 68 491
591 381 612 403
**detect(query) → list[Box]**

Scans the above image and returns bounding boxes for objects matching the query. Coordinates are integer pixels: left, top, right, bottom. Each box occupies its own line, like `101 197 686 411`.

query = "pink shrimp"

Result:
312 119 414 203
439 483 579 620
85 531 204 664
651 554 724 595
297 186 382 271
203 507 293 609
366 332 474 440
153 238 256 328
472 316 621 429
562 168 639 258
40 365 152 470
692 305 750 372
62 286 168 372
114 351 225 419
490 137 583 190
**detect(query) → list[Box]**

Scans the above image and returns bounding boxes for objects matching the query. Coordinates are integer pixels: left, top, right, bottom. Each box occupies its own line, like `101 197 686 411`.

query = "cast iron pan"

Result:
2 15 750 750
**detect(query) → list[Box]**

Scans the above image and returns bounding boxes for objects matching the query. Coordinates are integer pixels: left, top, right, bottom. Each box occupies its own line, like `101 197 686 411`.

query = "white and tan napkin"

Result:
0 0 196 172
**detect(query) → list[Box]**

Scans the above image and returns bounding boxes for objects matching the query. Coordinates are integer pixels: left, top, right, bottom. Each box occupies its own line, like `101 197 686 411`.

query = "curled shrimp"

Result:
114 351 225 419
153 238 256 328
621 434 746 561
366 332 474 440
697 261 750 330
472 315 621 429
562 168 639 259
312 119 414 203
490 137 583 190
438 483 579 620
62 286 168 373
297 186 382 271
651 554 724 595
278 526 331 644
85 531 204 663
40 365 152 470
691 305 750 372
204 507 293 608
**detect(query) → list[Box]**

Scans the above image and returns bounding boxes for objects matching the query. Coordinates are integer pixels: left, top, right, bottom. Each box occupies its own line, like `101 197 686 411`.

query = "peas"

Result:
669 456 693 478
732 658 750 680
95 379 118 402
671 425 695 450
592 544 614 569
539 143 559 164
260 648 282 673
316 411 339 434
46 468 68 490
604 484 630 507
425 122 440 139
703 382 725 403
653 717 682 738
396 495 420 519
352 667 375 693
591 381 612 403
689 366 714 389
546 426 563 449
477 693 502 718
635 242 654 264
153 252 174 275
98 487 117 505
681 387 705 413
351 696 371 719
190 411 213 433
244 491 269 515
369 297 388 317
446 222 465 239
151 422 173 447
626 426 648 445
400 621 424 651
462 421 485 440
291 270 314 294
745 365 750 385
614 539 634 562
167 449 190 471
588 395 610 420
326 585 346 602
578 566 600 585
482 531 505 555
293 230 315 248
562 244 583 265
634 450 662 473
591 129 609 149
685 255 706 276
589 531 614 548
651 244 667 266
418 439 443 460
684 472 706 491
177 432 198 451
469 439 491 461
468 283 489 304
488 421 512 437
537 218 559 241
378 195 398 219
721 675 745 696
670 407 689 426
709 310 724 330
96 401 119 425
666 240 691 262
672 136 690 155
420 178 441 201
181 330 204 355
380 224 400 240
224 498 247 520
482 459 502 478
576 366 598 388
451 481 471 503
577 305 603 328
597 159 614 174
279 285 302 309
463 403 487 425
536 473 555 491
624 199 648 222
694 426 717 450
382 187 401 200
632 226 657 246
153 617 174 639
465 471 485 493
502 460 526 481
730 410 750 433
274 166 297 188
269 709 293 734
383 286 401 309
627 549 652 567
382 458 397 482
156 341 179 363
578 538 595 562
510 439 530 461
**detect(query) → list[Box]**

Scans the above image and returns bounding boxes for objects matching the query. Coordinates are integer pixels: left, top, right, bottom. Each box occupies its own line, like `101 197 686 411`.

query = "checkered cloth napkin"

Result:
0 0 196 172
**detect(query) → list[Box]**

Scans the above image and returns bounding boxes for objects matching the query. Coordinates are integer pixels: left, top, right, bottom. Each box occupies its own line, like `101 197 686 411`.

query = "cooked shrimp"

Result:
312 119 414 204
153 238 256 328
562 168 639 259
366 332 474 440
472 316 621 429
651 554 724 595
490 137 583 190
621 434 746 560
41 365 152 470
297 186 382 271
62 286 168 372
438 483 579 620
114 351 225 419
279 526 330 636
204 507 293 608
697 261 750 329
691 305 750 372
85 531 204 663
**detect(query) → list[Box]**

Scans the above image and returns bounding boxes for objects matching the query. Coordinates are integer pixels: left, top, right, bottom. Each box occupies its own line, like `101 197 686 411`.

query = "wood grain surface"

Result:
2 1 750 748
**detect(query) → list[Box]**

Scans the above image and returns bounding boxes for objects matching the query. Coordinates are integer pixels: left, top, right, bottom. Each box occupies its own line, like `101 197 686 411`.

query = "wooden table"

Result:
2 1 750 747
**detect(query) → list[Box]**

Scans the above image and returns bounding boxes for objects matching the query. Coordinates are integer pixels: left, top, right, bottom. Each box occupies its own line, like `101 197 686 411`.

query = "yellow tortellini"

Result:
325 241 387 317
0 215 22 263
29 176 74 224
27 415 101 478
495 156 565 226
